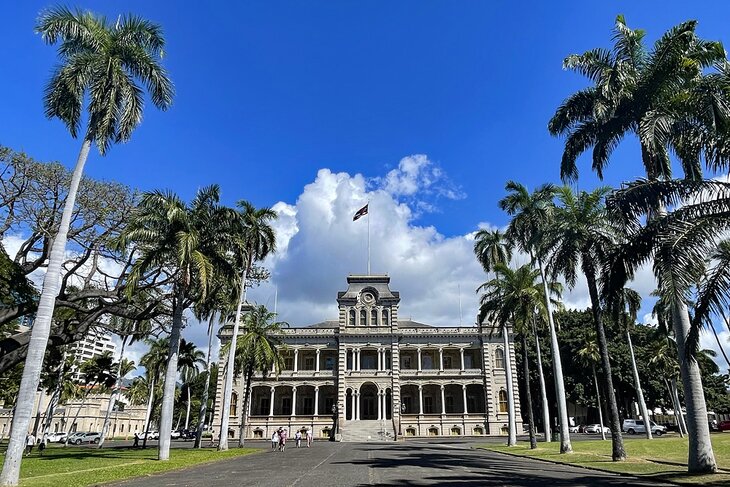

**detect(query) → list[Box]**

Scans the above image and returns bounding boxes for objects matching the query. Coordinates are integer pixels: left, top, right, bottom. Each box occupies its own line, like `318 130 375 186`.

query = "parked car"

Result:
622 419 666 436
568 425 580 433
46 432 67 443
71 432 101 445
176 429 196 440
170 430 181 439
66 432 86 444
719 420 730 432
584 424 610 434
141 431 159 440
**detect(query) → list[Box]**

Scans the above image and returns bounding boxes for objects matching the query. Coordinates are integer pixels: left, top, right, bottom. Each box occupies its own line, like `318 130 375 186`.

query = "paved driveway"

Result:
114 440 672 487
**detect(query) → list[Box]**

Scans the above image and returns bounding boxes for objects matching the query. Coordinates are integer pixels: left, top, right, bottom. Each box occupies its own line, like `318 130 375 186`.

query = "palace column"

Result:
355 390 361 420
377 391 383 420
356 349 361 371
417 348 422 372
440 385 446 415
314 387 320 416
293 349 299 372
459 348 465 371
315 349 321 372
418 385 423 415
291 387 297 417
462 384 469 415
439 348 444 371
350 390 356 420
269 387 275 417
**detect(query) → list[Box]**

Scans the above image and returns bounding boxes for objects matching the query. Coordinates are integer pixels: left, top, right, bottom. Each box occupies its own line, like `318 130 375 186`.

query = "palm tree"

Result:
608 287 653 439
178 339 205 432
63 351 118 446
478 264 562 449
546 186 626 461
98 316 150 448
219 202 277 451
472 229 516 446
549 16 728 473
577 335 607 441
234 305 286 446
139 337 168 449
499 181 573 453
648 334 686 437
0 9 173 482
40 354 79 437
121 186 235 460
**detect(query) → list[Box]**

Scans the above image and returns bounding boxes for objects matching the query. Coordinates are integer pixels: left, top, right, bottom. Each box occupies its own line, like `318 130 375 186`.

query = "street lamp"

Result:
398 403 406 436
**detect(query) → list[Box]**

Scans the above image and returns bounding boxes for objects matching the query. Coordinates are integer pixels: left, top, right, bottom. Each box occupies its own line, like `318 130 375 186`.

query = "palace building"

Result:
212 274 522 441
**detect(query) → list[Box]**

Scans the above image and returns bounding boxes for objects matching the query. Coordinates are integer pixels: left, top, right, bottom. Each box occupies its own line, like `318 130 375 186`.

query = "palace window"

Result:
382 309 389 326
498 390 508 413
304 357 315 370
282 397 292 415
284 355 294 371
371 309 378 326
360 309 367 326
424 396 434 414
402 356 412 369
495 348 505 369
230 392 238 416
325 357 335 370
349 309 356 326
443 356 453 369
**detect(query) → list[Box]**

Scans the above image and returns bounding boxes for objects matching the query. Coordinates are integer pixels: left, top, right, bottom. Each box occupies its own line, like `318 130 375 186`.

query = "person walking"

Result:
38 433 48 456
24 433 35 456
306 428 313 448
295 430 302 448
279 428 287 452
271 430 279 451
133 431 140 448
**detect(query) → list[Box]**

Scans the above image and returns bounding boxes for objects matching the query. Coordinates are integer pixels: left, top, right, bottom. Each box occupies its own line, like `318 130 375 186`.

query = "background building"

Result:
68 328 117 382
213 274 522 441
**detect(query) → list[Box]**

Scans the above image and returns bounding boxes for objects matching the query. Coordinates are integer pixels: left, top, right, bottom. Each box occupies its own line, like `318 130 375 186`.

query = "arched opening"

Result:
400 384 418 414
421 384 442 415
349 309 356 326
382 309 389 326
360 309 367 326
250 386 270 416
318 384 336 417
273 386 294 415
428 427 439 436
444 384 463 414
229 392 238 417
495 348 505 369
450 426 461 436
466 384 486 414
345 388 353 420
359 383 379 420
385 388 392 420
297 385 316 415
405 427 416 437
371 308 378 326
473 426 484 436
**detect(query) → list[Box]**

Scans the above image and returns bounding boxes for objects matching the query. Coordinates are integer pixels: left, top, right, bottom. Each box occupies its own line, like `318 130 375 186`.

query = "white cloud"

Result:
699 326 730 374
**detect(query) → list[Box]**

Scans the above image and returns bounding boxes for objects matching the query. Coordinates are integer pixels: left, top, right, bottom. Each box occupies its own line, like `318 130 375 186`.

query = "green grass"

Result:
481 432 730 486
1 444 260 487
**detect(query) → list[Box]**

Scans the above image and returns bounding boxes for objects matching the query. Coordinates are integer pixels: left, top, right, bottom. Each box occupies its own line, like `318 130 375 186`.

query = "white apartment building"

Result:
68 328 117 382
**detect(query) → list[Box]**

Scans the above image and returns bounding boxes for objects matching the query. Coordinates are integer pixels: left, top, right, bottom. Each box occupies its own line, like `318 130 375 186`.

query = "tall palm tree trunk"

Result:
238 371 253 447
670 378 687 436
42 353 67 436
184 387 191 431
502 323 517 446
521 334 537 449
195 314 216 448
671 300 716 473
1 138 91 486
219 260 250 451
537 256 572 453
99 337 127 448
626 331 652 439
142 378 155 448
31 393 46 437
592 364 606 441
158 291 185 461
585 269 625 461
532 317 551 442
64 381 98 446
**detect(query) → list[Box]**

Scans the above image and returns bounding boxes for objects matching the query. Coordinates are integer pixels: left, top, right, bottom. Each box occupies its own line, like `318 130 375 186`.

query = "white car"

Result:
568 425 580 433
584 424 610 434
623 419 666 436
170 430 181 439
46 432 67 443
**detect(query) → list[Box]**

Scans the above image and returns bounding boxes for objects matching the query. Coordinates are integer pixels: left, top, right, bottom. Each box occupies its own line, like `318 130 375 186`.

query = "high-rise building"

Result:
68 328 117 382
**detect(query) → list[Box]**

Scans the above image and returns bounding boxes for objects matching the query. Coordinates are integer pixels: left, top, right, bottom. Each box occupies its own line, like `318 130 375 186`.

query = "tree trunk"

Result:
195 314 216 448
536 256 572 453
98 336 127 448
671 300 716 473
626 331 652 439
42 353 67 436
0 138 91 486
158 291 185 461
63 382 97 446
670 378 687 436
592 364 606 441
142 378 155 449
502 324 517 447
532 317 551 442
238 370 253 447
584 267 625 461
31 392 45 437
219 260 250 451
521 333 537 449
184 386 191 431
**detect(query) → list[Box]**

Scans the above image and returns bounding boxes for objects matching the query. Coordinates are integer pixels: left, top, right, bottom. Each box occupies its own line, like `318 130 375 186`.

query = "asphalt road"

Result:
113 439 674 487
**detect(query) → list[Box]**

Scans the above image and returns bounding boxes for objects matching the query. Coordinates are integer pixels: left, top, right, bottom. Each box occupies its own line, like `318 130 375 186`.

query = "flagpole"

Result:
367 200 371 275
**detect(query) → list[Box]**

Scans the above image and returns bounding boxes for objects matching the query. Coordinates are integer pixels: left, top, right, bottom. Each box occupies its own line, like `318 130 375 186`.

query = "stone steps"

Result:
340 420 394 442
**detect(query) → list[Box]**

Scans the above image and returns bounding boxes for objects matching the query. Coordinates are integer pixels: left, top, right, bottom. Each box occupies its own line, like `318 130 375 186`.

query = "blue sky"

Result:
2 2 730 364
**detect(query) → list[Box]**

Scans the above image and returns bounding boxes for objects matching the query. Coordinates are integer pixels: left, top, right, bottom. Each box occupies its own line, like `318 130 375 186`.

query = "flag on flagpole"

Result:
353 204 369 221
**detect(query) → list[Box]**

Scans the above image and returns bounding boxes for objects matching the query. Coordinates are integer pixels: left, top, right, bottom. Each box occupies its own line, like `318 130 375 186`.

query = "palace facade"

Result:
212 275 522 441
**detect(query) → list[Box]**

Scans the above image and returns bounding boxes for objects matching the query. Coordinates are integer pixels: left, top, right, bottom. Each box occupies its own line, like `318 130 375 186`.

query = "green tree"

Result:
122 186 236 460
549 16 728 473
219 202 277 451
577 335 607 441
547 186 626 461
177 339 205 431
500 181 573 453
235 305 287 446
0 8 173 483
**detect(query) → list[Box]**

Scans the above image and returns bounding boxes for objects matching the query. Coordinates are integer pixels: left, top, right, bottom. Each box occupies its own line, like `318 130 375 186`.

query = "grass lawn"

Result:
481 432 730 486
0 444 260 487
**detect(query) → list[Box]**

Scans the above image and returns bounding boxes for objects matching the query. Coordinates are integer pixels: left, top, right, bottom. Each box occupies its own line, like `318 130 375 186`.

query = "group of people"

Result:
24 433 48 456
270 428 312 451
